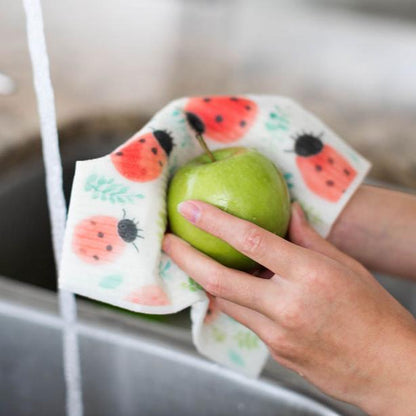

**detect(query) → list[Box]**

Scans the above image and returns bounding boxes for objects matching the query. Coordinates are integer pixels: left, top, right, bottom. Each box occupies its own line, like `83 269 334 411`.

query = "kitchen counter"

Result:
1 0 415 188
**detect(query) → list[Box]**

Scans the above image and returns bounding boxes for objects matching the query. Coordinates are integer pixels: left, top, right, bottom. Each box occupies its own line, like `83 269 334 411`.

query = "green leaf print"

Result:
233 331 260 350
172 107 187 128
283 172 294 189
265 106 290 132
84 175 144 204
99 176 108 185
228 349 245 367
298 201 323 225
211 326 227 343
168 153 179 177
99 274 123 289
159 259 172 279
172 108 181 117
347 150 360 164
181 277 203 292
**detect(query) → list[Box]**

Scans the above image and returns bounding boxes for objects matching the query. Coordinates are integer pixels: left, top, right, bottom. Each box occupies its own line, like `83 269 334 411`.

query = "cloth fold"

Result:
59 95 371 377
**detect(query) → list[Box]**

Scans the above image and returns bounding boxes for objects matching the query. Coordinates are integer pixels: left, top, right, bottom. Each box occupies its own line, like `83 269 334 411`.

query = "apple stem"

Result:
195 133 216 162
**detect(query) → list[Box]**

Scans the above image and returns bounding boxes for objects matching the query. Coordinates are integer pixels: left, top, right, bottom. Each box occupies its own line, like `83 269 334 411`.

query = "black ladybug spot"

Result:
230 97 239 101
326 180 335 187
215 115 223 123
328 157 334 164
240 120 247 127
294 133 324 157
158 160 163 167
106 245 113 251
186 112 205 135
115 151 123 156
344 168 350 176
118 218 138 243
153 130 174 156
203 97 211 102
245 105 251 111
93 255 99 261
151 147 158 155
315 165 322 172
139 138 146 143
97 232 104 238
90 220 96 225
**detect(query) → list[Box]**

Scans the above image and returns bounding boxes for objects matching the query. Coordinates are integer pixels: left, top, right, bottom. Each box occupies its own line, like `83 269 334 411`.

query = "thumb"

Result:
288 202 327 251
289 202 366 274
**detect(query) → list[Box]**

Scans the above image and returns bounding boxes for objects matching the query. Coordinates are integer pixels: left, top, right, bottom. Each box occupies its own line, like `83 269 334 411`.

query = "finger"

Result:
215 297 278 344
177 200 311 278
163 233 278 317
289 202 368 275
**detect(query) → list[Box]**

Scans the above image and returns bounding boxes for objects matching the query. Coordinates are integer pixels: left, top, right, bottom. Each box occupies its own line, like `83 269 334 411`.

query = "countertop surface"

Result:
1 0 415 188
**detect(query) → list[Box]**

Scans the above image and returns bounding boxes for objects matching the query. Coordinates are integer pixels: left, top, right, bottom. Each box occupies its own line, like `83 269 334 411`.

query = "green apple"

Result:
167 146 291 271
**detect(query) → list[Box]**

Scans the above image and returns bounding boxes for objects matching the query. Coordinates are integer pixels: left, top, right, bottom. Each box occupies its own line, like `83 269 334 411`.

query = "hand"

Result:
162 200 416 415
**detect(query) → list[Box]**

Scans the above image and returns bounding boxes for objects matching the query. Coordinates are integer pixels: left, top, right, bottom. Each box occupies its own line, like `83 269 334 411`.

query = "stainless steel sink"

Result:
8 118 416 415
0 278 364 416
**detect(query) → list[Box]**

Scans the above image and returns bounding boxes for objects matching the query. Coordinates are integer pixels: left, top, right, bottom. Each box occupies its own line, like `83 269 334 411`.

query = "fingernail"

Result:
178 201 201 224
293 202 306 225
162 234 171 253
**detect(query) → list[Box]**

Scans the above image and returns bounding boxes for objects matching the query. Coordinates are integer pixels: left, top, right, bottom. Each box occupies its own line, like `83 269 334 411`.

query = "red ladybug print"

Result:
111 130 173 182
294 133 357 202
185 96 258 143
72 210 144 264
126 285 170 306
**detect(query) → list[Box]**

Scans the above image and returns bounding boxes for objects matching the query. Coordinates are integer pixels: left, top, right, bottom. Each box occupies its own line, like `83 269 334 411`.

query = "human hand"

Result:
162 200 416 415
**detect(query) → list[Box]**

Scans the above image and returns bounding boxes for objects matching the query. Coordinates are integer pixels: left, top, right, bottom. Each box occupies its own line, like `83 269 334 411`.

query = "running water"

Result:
0 72 15 95
22 1 83 415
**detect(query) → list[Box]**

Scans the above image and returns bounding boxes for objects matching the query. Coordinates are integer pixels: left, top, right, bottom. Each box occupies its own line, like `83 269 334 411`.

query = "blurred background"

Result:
1 0 416 185
0 2 415 414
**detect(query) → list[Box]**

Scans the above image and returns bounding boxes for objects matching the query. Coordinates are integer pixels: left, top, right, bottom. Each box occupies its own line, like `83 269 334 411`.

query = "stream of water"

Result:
22 1 83 415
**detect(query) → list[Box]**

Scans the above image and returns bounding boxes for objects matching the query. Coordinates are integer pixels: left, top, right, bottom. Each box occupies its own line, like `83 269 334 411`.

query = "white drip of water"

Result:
22 1 83 415
0 71 16 95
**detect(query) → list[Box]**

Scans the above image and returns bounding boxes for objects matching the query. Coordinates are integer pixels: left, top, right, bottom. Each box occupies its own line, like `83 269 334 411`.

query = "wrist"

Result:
356 319 416 416
328 185 370 244
328 184 416 279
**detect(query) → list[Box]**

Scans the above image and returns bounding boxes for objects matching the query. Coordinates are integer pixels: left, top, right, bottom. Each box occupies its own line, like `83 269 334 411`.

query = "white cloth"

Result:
59 95 371 377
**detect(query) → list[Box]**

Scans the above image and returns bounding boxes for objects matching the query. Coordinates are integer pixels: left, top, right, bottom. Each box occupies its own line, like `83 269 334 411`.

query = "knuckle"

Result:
305 268 323 286
299 265 326 290
266 333 295 359
265 332 286 351
280 302 306 330
240 226 265 257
